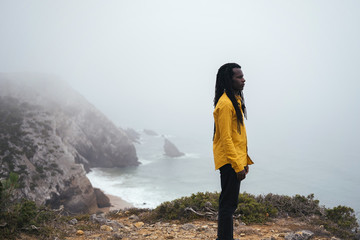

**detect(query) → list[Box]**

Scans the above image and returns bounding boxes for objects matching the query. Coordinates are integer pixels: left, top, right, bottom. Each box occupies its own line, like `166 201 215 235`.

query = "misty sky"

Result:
1 1 360 172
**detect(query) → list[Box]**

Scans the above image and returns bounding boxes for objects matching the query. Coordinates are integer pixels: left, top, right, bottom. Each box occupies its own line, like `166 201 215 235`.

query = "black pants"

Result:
217 164 241 240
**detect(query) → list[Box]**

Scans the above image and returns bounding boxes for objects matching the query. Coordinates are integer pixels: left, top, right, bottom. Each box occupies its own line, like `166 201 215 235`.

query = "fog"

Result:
1 0 360 187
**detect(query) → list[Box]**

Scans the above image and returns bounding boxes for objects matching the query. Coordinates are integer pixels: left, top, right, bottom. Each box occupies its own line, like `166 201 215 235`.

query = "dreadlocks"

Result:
213 63 247 141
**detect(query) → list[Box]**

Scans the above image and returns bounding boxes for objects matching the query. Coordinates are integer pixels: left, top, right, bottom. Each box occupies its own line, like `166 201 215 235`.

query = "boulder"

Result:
93 188 111 208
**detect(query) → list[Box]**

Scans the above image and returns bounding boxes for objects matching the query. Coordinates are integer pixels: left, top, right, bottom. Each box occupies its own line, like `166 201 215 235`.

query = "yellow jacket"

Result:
213 92 254 173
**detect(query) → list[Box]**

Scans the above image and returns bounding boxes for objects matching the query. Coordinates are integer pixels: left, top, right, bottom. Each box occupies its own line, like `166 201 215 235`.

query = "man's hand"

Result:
236 169 246 181
244 165 249 174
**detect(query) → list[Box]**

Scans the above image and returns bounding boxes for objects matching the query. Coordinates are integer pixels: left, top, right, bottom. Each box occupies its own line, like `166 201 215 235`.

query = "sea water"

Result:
86 131 360 222
87 133 219 209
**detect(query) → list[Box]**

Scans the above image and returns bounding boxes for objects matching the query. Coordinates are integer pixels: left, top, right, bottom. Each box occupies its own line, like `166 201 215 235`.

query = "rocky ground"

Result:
16 210 343 240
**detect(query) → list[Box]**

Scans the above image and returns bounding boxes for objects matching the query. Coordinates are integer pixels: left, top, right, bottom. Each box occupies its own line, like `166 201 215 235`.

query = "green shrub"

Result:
0 198 58 239
0 172 19 209
148 191 276 224
255 193 322 218
326 205 358 230
0 173 60 239
236 192 277 223
12 199 38 228
312 205 359 239
151 191 219 222
142 190 359 238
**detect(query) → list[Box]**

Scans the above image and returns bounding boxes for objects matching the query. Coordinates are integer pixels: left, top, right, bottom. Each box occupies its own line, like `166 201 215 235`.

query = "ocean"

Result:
86 131 360 221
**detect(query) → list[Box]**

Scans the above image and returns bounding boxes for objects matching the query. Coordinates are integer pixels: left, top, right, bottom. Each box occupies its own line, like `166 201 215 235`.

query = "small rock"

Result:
100 224 113 232
239 220 246 226
197 225 209 231
237 226 258 235
112 233 123 239
76 230 84 235
68 218 78 225
108 220 125 230
285 230 314 240
89 214 97 222
134 221 144 228
128 214 139 221
90 213 107 224
181 223 196 230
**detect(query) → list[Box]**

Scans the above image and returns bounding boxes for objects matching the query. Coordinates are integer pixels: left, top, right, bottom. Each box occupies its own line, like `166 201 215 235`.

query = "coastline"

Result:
97 194 134 213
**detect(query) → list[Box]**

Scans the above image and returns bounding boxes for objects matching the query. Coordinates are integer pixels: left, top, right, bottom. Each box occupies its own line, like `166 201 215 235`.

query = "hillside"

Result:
0 72 139 214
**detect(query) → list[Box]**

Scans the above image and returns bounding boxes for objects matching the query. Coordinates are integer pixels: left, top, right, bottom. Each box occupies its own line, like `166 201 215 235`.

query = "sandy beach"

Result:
97 194 134 213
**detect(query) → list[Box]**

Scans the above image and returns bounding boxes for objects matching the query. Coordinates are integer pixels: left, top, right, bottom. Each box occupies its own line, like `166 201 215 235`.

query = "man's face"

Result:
232 68 245 91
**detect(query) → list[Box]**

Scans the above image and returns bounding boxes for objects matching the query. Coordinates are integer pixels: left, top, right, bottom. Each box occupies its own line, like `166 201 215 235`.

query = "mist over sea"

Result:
86 130 360 221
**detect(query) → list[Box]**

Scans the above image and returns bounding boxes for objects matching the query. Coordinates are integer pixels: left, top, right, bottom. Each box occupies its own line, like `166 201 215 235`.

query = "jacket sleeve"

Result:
216 103 244 173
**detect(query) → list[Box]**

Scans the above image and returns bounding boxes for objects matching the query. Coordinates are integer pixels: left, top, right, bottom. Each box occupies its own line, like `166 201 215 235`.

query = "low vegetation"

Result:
138 191 358 239
0 172 64 239
1 173 359 239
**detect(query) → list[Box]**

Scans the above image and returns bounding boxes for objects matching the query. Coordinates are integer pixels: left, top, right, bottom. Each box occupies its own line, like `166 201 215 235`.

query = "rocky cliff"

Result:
0 72 140 214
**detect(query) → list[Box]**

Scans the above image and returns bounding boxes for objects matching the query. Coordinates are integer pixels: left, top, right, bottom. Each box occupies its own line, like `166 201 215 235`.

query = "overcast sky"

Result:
1 0 360 162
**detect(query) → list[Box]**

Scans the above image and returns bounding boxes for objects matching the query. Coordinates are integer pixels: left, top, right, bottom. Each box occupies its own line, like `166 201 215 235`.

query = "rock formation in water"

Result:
143 129 158 136
0 72 140 214
163 138 185 157
123 128 141 143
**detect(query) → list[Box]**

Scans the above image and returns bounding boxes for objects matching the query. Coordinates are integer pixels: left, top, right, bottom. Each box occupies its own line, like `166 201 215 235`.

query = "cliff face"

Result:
0 72 140 214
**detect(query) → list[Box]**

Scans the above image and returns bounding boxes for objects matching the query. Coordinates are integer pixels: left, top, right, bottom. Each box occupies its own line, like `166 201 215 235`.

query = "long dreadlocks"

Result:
213 63 247 141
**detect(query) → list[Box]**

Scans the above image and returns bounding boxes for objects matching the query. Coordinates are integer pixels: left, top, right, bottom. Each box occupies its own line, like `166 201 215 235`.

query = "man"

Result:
213 63 254 240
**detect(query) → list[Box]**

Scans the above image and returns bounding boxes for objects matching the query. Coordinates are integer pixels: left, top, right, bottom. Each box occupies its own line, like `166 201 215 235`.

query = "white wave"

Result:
108 186 168 209
138 158 152 165
182 152 201 159
86 168 170 209
87 169 124 186
160 152 201 160
160 134 175 138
